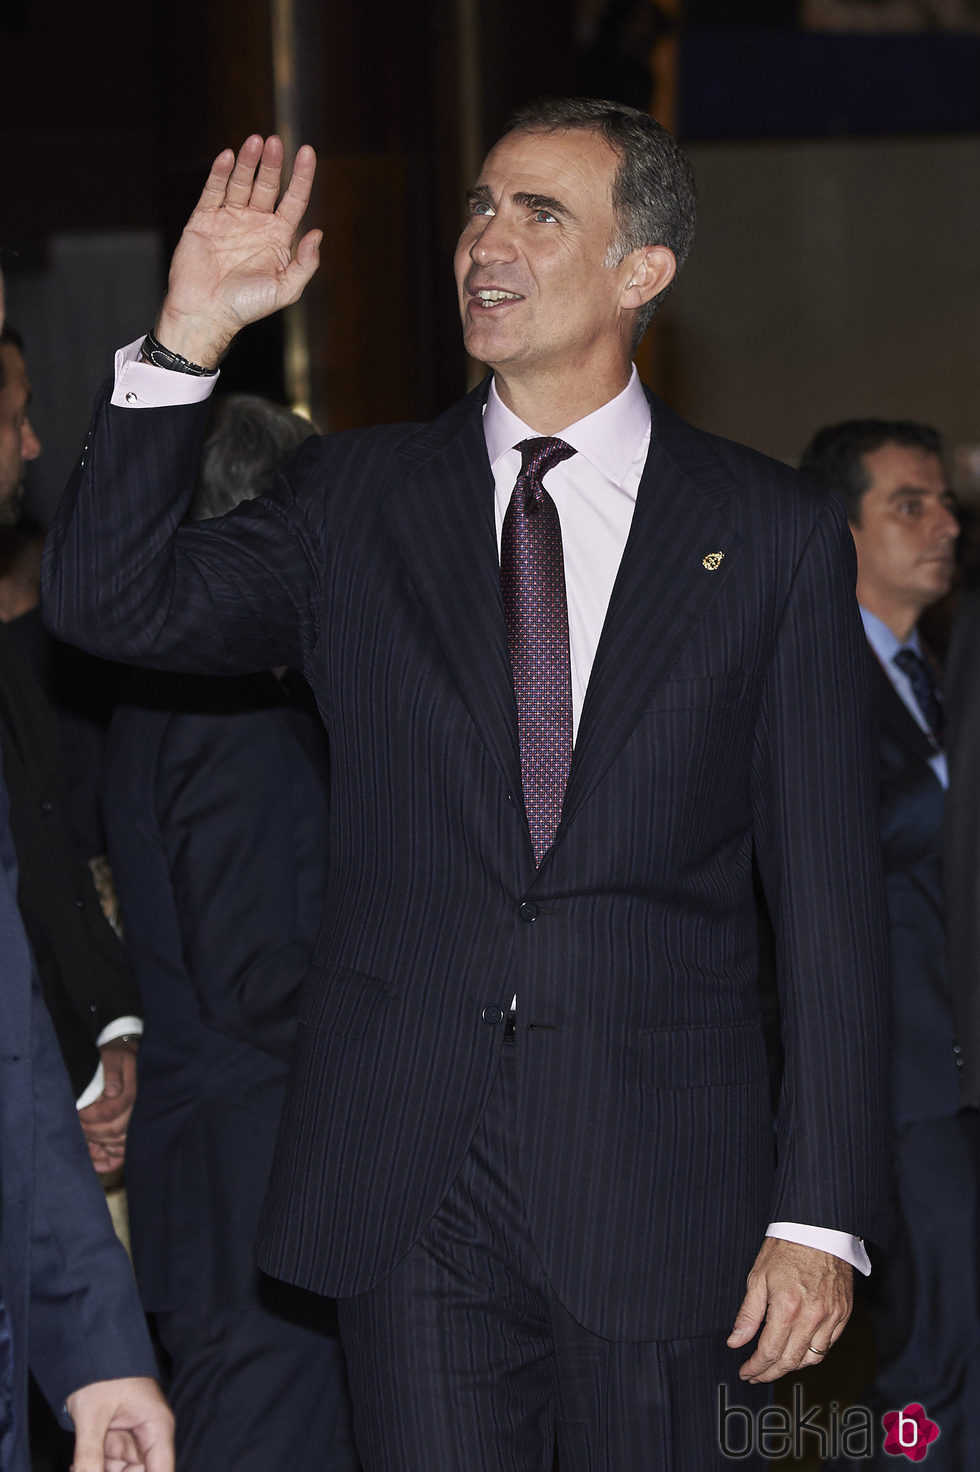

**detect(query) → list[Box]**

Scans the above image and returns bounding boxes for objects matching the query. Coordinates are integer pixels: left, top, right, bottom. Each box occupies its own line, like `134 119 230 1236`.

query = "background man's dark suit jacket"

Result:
872 658 960 1124
42 379 891 1345
944 591 980 1106
0 764 157 1472
101 669 330 1313
0 615 139 1094
855 653 980 1468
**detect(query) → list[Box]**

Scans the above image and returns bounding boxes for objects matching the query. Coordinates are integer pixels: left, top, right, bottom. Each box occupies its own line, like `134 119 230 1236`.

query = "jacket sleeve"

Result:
750 495 892 1246
41 385 322 677
26 973 158 1423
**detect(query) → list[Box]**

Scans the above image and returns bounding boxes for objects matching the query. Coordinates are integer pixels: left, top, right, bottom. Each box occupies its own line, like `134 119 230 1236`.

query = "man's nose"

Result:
469 215 517 265
934 500 959 541
21 416 41 461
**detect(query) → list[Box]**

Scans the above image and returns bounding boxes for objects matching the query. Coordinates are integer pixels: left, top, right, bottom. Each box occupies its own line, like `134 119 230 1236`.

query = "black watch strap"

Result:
139 330 218 377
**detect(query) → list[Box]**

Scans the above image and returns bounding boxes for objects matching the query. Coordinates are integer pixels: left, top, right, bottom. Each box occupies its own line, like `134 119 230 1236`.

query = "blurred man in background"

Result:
0 326 142 1175
801 419 979 1469
0 265 173 1472
103 393 357 1472
0 325 40 526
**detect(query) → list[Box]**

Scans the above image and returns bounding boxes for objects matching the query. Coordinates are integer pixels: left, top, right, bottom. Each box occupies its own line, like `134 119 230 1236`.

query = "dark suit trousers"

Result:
856 1112 980 1472
156 1278 357 1472
338 1045 768 1472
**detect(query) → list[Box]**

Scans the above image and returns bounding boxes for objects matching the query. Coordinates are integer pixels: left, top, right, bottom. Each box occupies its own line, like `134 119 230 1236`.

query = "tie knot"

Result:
516 437 576 488
893 646 928 679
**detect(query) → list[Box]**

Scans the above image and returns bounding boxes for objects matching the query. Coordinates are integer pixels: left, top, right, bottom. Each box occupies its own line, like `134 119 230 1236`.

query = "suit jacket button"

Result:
482 1005 504 1026
518 899 538 922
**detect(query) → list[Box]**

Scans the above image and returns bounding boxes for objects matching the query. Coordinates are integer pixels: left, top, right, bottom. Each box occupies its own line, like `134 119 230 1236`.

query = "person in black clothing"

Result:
0 328 140 1174
103 394 357 1472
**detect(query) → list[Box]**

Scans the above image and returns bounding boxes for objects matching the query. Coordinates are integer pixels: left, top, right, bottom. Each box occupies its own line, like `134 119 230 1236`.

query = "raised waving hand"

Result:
153 134 320 370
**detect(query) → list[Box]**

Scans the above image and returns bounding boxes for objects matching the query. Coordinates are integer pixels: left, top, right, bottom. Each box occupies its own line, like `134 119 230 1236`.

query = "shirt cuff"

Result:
766 1222 871 1276
111 338 220 409
76 1064 105 1111
75 1018 144 1110
96 1016 143 1047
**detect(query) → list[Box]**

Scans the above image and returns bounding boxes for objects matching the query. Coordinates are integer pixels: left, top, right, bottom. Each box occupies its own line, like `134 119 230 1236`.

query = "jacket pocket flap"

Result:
301 965 396 1038
641 1020 764 1087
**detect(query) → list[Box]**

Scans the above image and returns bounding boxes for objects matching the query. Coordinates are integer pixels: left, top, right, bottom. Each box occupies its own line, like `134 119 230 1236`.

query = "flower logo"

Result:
882 1404 940 1460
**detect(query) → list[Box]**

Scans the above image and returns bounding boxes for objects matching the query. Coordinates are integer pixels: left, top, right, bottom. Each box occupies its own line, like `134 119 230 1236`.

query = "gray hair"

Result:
191 393 314 522
506 97 697 347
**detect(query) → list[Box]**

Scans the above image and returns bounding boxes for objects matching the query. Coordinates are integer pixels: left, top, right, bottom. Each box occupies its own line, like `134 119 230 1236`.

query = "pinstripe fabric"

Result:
42 379 891 1344
338 1051 769 1472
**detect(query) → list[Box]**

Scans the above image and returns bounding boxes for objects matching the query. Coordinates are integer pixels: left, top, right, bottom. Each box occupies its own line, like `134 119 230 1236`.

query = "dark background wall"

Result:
4 0 980 517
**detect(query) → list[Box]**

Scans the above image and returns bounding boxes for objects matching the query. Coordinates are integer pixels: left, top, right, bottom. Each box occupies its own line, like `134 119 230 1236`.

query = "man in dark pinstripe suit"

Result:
43 100 890 1471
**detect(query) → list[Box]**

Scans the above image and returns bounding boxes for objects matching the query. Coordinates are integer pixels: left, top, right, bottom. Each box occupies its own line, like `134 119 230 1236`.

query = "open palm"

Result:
156 134 320 367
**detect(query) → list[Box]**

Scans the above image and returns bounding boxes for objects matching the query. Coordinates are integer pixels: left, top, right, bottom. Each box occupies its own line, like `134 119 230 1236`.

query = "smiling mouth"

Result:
473 289 522 308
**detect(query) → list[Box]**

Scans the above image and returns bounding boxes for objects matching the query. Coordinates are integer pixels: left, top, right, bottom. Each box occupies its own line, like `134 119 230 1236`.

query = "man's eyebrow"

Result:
886 485 926 499
465 184 495 210
513 191 569 218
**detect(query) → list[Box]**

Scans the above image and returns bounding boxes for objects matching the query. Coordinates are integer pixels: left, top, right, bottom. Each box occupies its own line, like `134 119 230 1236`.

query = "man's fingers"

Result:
248 135 288 211
294 228 323 270
738 1298 850 1381
79 1099 129 1132
223 134 270 208
88 1140 125 1174
67 1378 174 1472
741 1316 831 1381
102 1427 146 1469
276 144 318 230
194 147 237 212
731 1239 854 1381
804 1319 845 1363
69 1422 103 1472
281 230 323 303
68 1404 114 1472
727 1272 767 1345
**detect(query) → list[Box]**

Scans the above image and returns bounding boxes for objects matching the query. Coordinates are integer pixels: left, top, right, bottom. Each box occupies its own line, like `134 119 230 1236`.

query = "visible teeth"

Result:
476 289 520 306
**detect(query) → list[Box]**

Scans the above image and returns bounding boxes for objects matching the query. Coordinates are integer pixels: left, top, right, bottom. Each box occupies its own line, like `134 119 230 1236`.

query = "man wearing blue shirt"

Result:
801 420 978 1470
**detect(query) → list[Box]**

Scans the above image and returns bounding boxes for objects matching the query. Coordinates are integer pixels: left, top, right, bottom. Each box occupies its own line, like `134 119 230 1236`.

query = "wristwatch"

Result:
139 329 217 377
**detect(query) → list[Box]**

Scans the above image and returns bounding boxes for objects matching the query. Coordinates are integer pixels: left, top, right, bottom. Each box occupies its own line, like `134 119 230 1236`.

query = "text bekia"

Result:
717 1383 874 1461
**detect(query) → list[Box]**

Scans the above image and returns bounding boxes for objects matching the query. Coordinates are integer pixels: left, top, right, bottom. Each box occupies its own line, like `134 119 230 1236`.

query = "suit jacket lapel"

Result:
382 384 524 802
382 385 743 858
558 397 742 840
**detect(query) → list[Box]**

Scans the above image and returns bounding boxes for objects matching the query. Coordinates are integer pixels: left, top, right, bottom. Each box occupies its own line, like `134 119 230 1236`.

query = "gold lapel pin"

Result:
702 551 725 571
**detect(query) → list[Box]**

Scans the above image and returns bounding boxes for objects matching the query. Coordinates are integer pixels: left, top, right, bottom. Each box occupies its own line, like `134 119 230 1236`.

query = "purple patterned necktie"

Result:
500 437 576 865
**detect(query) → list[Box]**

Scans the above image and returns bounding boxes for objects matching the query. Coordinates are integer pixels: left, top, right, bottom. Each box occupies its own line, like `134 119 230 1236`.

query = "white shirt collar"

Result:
482 367 650 486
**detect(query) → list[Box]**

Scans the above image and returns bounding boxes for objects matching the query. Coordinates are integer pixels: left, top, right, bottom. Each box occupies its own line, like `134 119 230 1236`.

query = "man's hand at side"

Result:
153 133 321 371
727 1238 853 1382
78 1042 138 1174
66 1376 173 1472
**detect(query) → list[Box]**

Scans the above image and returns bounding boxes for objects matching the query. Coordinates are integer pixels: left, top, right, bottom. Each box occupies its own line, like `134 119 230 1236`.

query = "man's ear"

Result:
621 245 677 309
